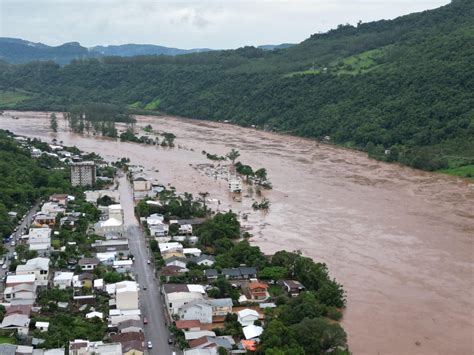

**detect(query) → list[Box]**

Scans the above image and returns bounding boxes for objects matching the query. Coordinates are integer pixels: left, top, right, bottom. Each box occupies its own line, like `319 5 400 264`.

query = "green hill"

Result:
0 0 472 174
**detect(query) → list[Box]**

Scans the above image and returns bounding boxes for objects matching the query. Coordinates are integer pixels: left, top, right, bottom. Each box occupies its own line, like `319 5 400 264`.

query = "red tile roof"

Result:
248 281 268 290
175 319 202 329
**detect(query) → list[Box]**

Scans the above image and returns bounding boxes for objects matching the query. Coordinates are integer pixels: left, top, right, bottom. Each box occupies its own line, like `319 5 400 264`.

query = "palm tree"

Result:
226 149 240 164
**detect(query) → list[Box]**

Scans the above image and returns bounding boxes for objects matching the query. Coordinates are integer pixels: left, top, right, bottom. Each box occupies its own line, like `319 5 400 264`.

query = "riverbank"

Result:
0 110 473 354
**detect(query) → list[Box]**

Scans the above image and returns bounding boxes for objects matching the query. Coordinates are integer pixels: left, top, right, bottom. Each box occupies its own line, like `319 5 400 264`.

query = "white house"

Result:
113 260 133 272
0 314 30 335
178 301 213 324
242 324 263 340
40 202 65 217
184 330 216 341
28 227 51 252
108 204 124 223
163 284 206 315
146 213 164 225
108 309 141 326
237 309 259 327
115 281 139 310
35 321 50 332
4 283 37 303
78 257 100 271
229 179 242 193
53 272 74 289
93 218 123 237
6 274 36 287
183 248 202 257
16 257 50 286
150 223 169 238
179 224 193 235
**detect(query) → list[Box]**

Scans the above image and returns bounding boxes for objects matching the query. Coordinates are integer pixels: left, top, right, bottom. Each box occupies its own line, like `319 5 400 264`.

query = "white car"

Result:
10 241 16 247
2 264 7 270
147 341 152 349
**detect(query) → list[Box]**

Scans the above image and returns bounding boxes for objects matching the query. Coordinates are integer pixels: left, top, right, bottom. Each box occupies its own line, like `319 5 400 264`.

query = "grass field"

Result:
286 47 387 77
0 89 31 107
0 336 16 344
439 164 474 179
144 97 161 110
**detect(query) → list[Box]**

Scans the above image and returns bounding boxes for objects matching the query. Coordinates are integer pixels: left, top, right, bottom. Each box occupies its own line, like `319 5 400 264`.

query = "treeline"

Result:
0 0 472 173
0 130 71 238
64 103 135 137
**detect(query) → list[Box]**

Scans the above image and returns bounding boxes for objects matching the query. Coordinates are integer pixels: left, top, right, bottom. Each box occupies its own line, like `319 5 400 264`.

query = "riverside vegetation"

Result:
0 0 472 176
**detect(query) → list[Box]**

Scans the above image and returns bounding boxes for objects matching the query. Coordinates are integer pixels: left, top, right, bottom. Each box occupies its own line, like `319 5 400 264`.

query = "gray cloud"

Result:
0 0 450 49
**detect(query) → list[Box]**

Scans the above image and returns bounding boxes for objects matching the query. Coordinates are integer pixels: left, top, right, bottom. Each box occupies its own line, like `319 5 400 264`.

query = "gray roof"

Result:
1 314 30 328
222 268 241 277
189 254 215 264
164 256 187 264
208 298 233 308
0 344 16 355
204 269 218 277
239 266 257 276
118 319 143 331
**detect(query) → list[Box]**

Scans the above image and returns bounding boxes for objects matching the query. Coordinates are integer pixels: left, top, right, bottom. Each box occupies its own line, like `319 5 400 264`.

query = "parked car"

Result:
2 264 7 270
168 338 173 345
143 317 148 324
10 241 16 247
147 341 152 349
147 259 151 265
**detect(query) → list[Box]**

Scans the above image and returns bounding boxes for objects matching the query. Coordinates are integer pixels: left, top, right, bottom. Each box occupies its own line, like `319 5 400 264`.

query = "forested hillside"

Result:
0 0 472 174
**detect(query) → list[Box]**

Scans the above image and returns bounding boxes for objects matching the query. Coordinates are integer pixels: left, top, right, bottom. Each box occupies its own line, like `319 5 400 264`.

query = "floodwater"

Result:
1 111 473 355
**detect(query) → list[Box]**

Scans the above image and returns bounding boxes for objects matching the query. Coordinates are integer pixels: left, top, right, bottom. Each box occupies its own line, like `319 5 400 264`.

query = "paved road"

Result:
1 200 40 279
118 173 174 355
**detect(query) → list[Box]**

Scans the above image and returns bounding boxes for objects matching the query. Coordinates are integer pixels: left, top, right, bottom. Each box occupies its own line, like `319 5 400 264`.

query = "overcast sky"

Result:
0 0 450 49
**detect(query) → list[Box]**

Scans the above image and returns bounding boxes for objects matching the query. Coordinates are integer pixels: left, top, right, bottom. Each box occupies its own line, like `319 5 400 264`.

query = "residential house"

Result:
28 227 52 252
245 281 269 301
178 301 212 324
6 274 36 287
188 255 215 267
188 336 233 351
242 324 263 340
40 202 65 217
179 224 193 235
108 204 124 223
93 217 123 237
228 179 242 193
35 321 49 332
237 309 259 327
162 249 185 260
91 239 129 253
133 177 151 191
110 333 144 355
282 280 305 297
204 269 219 280
53 272 74 289
4 283 37 304
115 281 139 310
159 242 183 253
69 340 122 355
239 267 258 279
175 320 202 331
183 248 202 257
162 284 206 315
49 194 69 206
208 298 233 316
146 213 164 226
16 257 50 287
33 213 55 227
117 319 143 333
0 314 30 335
164 256 188 269
113 259 133 273
78 257 100 271
149 224 169 239
184 330 216 341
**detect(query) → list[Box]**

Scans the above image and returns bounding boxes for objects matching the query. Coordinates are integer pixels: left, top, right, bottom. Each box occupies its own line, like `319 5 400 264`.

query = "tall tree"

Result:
226 149 240 164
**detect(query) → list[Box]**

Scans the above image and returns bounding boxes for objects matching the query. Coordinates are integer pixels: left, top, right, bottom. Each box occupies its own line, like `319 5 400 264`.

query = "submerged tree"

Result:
50 113 58 132
226 149 240 164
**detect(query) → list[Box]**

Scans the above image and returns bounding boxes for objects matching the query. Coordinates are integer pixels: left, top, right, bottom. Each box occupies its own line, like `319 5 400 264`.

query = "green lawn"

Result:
0 90 31 107
439 164 474 179
0 336 16 344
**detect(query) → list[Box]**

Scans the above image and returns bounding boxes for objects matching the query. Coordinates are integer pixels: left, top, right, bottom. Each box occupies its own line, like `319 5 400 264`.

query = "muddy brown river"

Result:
1 111 473 354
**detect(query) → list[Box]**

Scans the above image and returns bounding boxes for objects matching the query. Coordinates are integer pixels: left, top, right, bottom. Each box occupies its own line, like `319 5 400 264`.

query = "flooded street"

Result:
1 111 473 355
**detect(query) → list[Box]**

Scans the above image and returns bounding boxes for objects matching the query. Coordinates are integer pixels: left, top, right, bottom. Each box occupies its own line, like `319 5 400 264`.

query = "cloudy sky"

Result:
0 0 450 49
